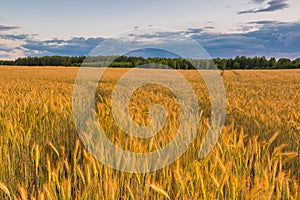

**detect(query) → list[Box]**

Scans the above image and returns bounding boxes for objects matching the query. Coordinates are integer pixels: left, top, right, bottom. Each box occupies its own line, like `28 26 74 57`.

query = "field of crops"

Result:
0 66 299 199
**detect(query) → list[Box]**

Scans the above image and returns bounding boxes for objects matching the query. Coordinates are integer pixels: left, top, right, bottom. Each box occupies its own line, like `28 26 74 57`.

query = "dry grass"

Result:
0 66 299 199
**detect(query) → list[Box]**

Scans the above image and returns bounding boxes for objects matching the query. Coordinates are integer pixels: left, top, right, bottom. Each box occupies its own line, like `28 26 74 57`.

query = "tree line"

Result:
0 56 86 67
1 55 300 69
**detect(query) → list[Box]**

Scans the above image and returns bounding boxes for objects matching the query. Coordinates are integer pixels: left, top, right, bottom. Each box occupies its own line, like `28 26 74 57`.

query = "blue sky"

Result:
1 0 300 59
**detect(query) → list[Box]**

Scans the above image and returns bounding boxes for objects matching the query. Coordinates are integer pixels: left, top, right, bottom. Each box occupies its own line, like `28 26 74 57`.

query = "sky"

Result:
1 0 300 59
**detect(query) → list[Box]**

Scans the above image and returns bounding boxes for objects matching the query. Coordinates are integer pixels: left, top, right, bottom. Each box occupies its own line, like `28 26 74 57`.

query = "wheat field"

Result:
0 66 299 199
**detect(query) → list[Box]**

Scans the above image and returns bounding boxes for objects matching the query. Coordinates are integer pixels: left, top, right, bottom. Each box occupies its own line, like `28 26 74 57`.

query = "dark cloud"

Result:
198 21 300 58
0 25 20 31
0 34 30 41
243 21 300 53
251 0 267 4
247 20 278 25
117 22 300 58
22 37 105 56
238 0 289 14
186 28 203 34
128 31 184 39
195 34 263 57
204 26 215 29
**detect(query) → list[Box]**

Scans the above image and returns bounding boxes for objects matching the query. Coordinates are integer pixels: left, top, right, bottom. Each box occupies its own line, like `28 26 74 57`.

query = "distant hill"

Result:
125 48 180 58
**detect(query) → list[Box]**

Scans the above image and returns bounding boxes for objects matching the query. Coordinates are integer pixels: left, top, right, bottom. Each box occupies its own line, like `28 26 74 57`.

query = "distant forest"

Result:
1 55 300 69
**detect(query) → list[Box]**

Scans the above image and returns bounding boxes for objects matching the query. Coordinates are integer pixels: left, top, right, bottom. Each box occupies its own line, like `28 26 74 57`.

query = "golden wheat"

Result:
0 66 299 199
